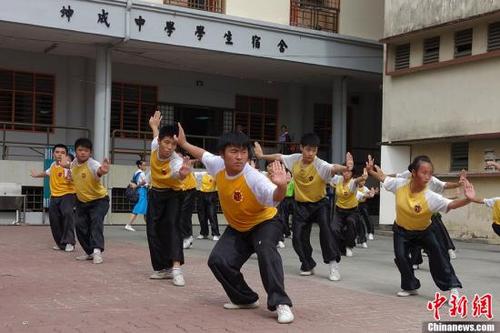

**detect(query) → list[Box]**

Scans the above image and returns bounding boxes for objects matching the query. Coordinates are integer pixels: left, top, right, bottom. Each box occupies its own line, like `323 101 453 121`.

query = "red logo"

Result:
414 204 422 213
233 190 243 202
427 292 494 321
161 168 168 175
58 172 63 178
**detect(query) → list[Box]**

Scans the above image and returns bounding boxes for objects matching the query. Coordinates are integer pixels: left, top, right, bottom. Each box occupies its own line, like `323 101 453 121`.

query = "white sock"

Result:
93 248 101 255
329 261 339 270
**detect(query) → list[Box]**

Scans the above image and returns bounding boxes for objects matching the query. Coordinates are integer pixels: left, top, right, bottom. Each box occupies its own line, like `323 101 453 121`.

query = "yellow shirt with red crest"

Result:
45 162 75 197
149 137 185 190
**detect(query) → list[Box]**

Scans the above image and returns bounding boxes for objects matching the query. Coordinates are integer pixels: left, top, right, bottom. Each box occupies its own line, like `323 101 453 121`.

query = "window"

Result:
313 104 332 146
423 37 440 64
111 83 157 138
0 70 55 132
450 142 469 171
290 0 340 33
234 96 278 142
454 29 473 58
163 0 223 13
22 186 43 212
394 44 410 70
111 188 134 213
487 21 500 51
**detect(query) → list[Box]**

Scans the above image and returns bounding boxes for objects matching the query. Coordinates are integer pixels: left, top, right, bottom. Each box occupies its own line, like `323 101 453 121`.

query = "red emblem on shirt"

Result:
308 176 314 181
161 168 167 175
58 172 63 178
414 204 422 213
233 190 243 202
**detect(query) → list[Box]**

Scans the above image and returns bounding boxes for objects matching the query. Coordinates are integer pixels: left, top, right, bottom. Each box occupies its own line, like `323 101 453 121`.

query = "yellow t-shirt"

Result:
202 152 277 232
70 158 108 203
484 198 500 225
282 154 332 203
46 163 75 197
200 173 217 192
383 177 451 231
332 175 358 209
182 172 197 191
149 138 184 190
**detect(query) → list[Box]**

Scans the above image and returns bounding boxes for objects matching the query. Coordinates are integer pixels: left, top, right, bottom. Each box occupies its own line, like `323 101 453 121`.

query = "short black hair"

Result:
53 144 68 154
408 155 433 172
74 138 93 150
281 125 288 130
158 125 178 141
136 160 144 167
217 132 252 157
300 133 320 147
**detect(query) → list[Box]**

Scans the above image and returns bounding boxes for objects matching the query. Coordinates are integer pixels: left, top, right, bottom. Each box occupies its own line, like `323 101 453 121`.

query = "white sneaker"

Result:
213 235 220 241
361 242 368 249
124 224 135 232
422 250 428 257
346 247 353 257
197 234 207 240
329 261 341 281
412 264 419 270
397 289 419 297
448 288 459 306
368 233 374 240
172 269 185 287
65 244 74 252
276 304 294 324
183 238 193 249
277 241 285 248
448 249 457 260
223 301 259 310
93 253 103 264
299 269 314 276
76 254 92 261
149 269 173 280
52 245 61 251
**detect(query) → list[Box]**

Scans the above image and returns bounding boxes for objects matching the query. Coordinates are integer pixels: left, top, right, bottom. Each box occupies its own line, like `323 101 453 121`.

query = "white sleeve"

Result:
426 190 452 213
151 137 159 151
348 179 357 193
138 171 147 185
281 154 301 172
484 198 500 208
45 162 55 176
382 176 406 194
245 166 278 207
169 153 183 179
314 157 334 183
330 175 341 186
428 176 446 194
201 152 225 176
356 191 365 201
396 170 411 179
87 158 102 180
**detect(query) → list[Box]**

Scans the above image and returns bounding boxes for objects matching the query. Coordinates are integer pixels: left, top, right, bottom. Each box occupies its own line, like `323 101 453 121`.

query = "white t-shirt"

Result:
133 169 147 187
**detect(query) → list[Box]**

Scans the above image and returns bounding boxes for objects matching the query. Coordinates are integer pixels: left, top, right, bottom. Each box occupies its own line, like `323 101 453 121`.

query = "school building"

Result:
380 0 500 243
0 0 384 224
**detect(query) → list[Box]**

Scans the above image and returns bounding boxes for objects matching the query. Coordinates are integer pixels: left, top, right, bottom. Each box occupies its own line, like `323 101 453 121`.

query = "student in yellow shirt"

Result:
195 171 220 240
356 179 378 242
471 197 500 236
180 167 198 249
68 138 110 264
176 124 294 324
31 144 76 252
146 111 191 286
331 167 368 257
254 134 353 281
366 155 475 301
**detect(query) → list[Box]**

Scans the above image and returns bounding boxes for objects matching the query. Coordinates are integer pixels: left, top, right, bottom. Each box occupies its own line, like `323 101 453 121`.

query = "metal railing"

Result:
0 121 91 160
163 0 224 13
290 0 340 33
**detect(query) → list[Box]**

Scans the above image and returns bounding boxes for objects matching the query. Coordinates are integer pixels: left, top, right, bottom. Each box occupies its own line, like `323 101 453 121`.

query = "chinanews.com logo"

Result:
423 292 497 333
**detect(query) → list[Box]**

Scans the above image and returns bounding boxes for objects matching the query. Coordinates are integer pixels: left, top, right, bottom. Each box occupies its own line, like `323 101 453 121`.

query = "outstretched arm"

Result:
447 179 474 211
149 110 162 139
96 158 110 177
366 155 386 182
486 161 500 170
253 142 283 162
175 123 206 160
31 169 46 178
444 170 467 189
331 152 354 175
353 167 368 185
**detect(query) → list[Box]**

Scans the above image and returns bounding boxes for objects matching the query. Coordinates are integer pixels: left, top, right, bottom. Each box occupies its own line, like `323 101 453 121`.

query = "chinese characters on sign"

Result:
427 293 493 321
278 39 288 53
97 9 110 28
224 31 233 45
135 16 145 31
195 25 206 41
164 21 175 37
252 35 261 49
60 6 74 22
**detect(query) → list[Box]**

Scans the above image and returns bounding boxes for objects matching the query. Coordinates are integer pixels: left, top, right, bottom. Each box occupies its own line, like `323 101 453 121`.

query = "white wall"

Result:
225 0 290 25
339 0 385 41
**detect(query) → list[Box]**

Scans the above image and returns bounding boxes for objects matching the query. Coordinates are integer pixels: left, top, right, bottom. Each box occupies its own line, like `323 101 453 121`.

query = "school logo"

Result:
161 168 168 175
81 172 86 179
58 172 63 178
343 192 349 197
308 176 314 181
233 190 243 202
414 204 422 213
